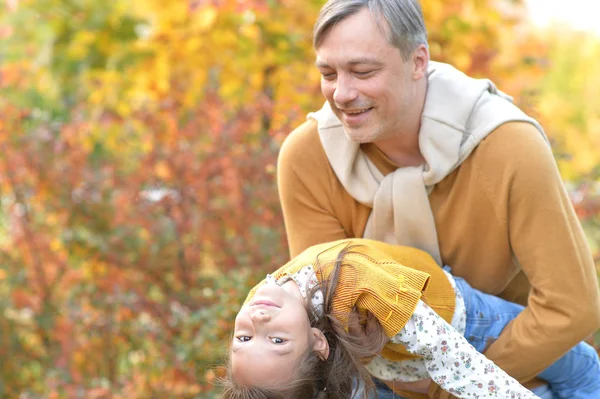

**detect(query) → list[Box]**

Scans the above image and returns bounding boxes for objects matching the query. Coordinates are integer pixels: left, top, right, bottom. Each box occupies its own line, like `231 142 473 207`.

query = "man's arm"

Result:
477 123 600 382
277 120 367 256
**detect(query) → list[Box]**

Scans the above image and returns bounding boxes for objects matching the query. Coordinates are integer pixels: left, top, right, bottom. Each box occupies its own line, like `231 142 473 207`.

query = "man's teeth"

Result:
346 108 370 115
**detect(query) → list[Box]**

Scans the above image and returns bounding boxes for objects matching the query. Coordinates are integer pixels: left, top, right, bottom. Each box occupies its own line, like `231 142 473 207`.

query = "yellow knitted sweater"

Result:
244 238 456 361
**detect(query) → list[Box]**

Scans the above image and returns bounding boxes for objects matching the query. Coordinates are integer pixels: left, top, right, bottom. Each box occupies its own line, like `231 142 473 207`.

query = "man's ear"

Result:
411 44 429 80
311 328 330 361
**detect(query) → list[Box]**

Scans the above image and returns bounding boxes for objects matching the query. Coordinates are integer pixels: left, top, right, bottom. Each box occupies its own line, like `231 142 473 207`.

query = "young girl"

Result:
221 239 600 399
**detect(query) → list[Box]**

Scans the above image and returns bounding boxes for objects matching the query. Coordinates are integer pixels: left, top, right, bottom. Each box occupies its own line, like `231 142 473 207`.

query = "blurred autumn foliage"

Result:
0 0 598 397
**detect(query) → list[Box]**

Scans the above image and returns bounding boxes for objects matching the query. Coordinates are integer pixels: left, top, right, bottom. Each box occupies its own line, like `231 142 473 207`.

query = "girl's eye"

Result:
236 336 252 342
270 337 285 344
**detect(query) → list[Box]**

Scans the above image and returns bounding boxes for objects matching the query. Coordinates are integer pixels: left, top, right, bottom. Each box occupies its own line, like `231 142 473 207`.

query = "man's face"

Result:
315 8 421 144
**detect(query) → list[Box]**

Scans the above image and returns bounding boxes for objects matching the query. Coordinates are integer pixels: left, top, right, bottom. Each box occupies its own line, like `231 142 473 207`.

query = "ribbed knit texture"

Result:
245 238 456 358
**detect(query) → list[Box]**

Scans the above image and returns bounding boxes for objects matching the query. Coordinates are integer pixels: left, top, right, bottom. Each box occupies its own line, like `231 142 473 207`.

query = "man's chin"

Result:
342 129 372 144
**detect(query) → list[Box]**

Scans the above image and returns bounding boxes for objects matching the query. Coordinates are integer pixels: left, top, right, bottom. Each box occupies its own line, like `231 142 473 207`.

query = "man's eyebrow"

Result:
347 58 383 66
315 58 383 68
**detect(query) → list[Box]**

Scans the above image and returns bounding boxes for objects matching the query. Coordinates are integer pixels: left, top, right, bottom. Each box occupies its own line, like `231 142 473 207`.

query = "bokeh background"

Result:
0 0 599 397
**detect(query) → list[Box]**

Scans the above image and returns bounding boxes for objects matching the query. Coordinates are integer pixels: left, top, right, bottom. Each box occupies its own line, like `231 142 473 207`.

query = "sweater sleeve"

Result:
474 123 600 382
277 120 363 257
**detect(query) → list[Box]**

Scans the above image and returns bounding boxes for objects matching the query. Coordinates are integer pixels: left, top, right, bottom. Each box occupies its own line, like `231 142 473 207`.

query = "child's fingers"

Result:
365 311 381 334
348 310 381 336
347 309 366 338
428 382 457 399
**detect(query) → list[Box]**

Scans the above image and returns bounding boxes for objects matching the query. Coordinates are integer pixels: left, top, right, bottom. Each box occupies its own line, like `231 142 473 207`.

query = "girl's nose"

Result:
250 307 271 322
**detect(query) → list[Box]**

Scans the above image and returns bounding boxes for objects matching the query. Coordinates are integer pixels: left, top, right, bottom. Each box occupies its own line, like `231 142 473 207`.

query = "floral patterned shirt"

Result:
265 266 538 399
367 270 467 382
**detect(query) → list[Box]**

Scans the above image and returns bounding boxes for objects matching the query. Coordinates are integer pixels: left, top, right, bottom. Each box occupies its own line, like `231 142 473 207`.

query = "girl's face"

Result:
230 280 329 387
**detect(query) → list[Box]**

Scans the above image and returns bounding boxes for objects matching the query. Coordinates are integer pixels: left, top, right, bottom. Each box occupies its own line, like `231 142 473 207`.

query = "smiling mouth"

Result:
251 300 280 308
342 107 372 116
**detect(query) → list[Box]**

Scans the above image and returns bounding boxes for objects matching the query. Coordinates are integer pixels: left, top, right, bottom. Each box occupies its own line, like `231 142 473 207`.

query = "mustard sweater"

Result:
277 119 600 384
245 238 456 361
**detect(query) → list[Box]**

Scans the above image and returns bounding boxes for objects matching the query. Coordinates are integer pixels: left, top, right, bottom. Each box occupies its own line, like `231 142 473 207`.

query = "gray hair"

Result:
313 0 428 61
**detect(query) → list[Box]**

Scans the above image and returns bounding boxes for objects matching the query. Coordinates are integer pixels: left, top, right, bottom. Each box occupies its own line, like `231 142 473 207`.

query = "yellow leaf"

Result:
139 228 150 241
50 238 62 252
142 138 154 154
154 161 171 179
116 101 131 117
196 6 218 32
73 350 86 367
240 24 260 41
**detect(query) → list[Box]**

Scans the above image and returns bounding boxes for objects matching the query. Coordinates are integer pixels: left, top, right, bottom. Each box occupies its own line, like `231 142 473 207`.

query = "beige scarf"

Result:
307 62 547 265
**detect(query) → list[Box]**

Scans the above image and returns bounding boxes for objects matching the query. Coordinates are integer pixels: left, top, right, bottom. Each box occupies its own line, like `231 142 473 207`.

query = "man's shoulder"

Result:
278 118 333 172
277 117 344 201
466 121 560 187
473 121 552 166
279 118 321 159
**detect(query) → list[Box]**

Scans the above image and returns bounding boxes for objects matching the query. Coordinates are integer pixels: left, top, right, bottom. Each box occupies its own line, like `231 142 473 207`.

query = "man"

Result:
277 0 600 398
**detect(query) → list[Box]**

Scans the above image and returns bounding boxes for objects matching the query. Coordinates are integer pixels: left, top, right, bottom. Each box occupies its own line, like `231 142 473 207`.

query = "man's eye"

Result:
355 71 373 76
321 73 336 80
270 337 285 344
236 336 252 342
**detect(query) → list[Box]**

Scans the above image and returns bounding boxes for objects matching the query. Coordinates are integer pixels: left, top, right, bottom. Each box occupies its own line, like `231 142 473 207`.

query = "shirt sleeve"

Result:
396 301 539 399
277 121 371 257
475 123 600 381
277 121 345 256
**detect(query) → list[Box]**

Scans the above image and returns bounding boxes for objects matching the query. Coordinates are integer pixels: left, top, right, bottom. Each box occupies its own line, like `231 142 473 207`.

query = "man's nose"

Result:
249 307 271 322
333 75 358 106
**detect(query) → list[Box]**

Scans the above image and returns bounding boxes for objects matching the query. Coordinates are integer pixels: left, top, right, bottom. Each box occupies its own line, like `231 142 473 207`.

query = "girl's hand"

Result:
383 379 434 396
347 309 379 338
348 309 387 364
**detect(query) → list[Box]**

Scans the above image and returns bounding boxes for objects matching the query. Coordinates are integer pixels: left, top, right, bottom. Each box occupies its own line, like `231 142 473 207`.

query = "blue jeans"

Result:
456 276 600 399
368 383 555 398
368 382 556 398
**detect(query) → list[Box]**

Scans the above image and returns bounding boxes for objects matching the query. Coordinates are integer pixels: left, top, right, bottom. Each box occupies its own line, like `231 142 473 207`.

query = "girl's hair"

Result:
220 244 390 399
